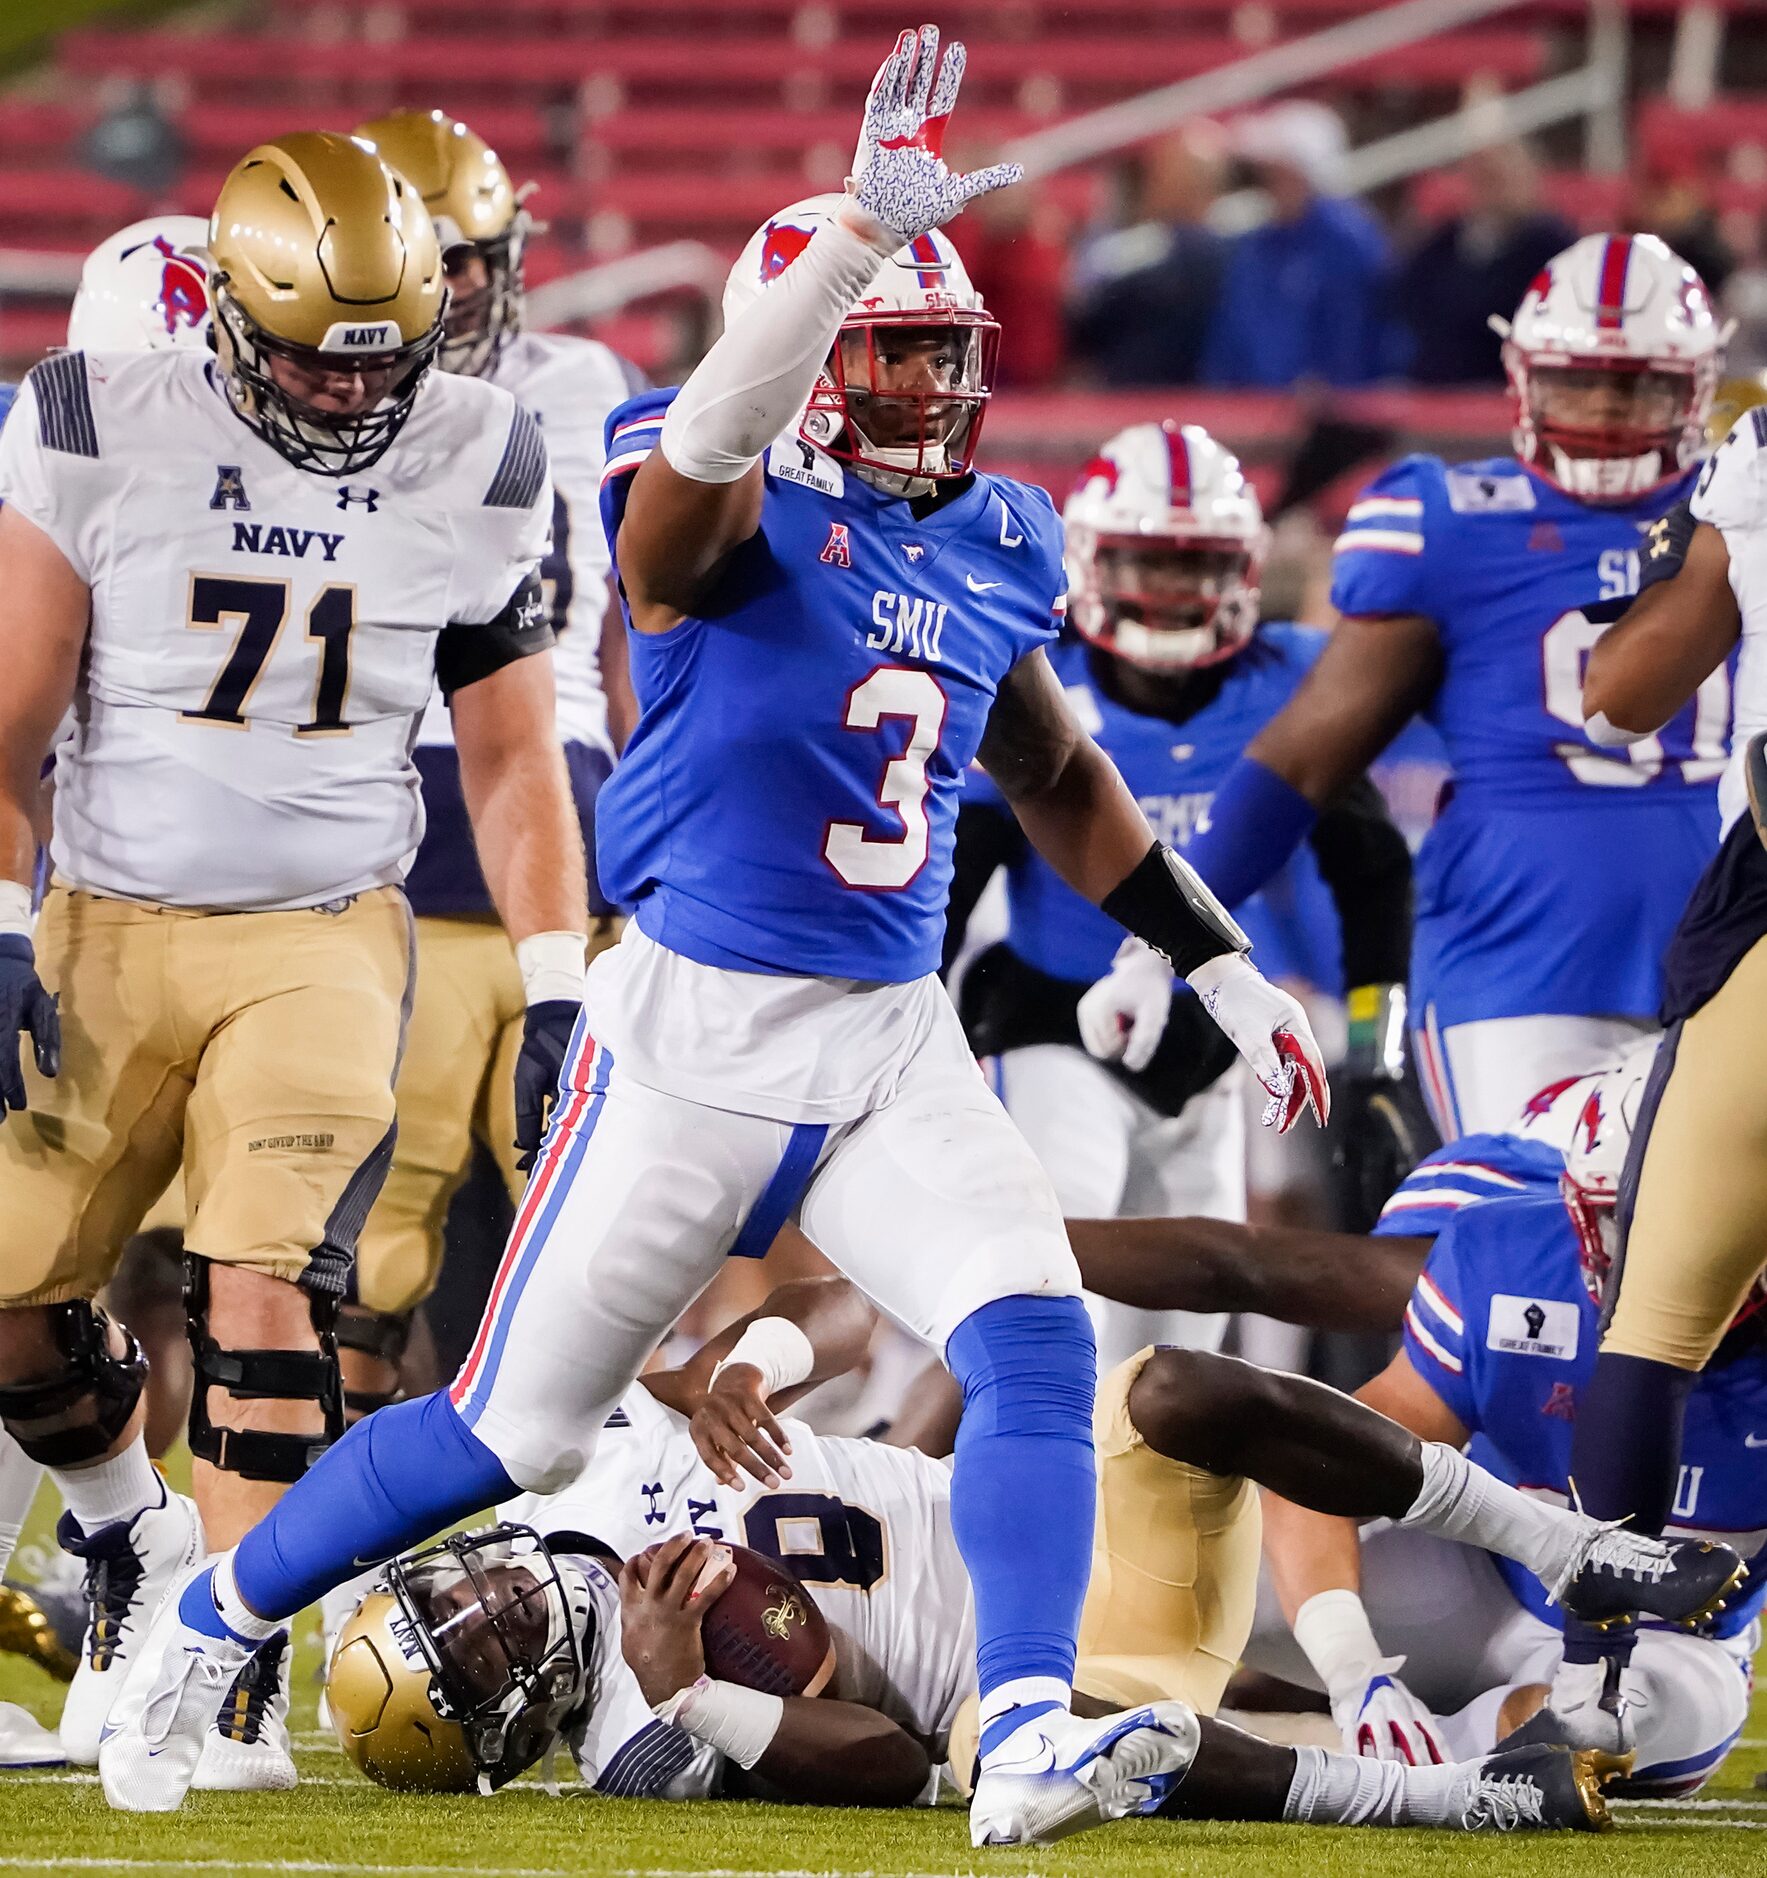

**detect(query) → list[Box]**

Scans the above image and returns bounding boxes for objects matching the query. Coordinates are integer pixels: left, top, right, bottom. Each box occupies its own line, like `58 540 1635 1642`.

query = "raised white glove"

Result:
847 24 1021 246
1077 938 1173 1074
1185 952 1330 1133
1333 1669 1449 1767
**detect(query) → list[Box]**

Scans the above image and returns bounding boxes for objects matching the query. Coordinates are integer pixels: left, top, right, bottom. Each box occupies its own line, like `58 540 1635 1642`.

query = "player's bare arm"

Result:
0 504 80 1109
451 647 590 946
1066 1216 1427 1333
981 646 1330 1128
645 1275 880 1488
620 1534 932 1807
1582 517 1739 739
1246 612 1444 804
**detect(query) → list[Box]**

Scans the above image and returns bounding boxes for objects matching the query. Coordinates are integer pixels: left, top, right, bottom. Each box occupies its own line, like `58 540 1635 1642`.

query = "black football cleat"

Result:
1552 1519 1746 1630
1451 1743 1629 1833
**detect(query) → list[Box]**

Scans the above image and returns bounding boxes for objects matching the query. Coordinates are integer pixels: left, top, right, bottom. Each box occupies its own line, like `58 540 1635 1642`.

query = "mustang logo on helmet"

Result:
759 221 815 282
118 235 208 340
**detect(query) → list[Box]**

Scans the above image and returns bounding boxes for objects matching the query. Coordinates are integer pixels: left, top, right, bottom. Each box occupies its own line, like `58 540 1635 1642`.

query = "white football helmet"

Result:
66 215 212 354
1063 422 1267 671
724 192 998 495
1491 232 1727 503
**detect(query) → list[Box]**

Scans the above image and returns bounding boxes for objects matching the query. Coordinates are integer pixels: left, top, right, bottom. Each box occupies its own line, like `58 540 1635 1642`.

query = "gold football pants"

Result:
1604 931 1767 1370
0 885 413 1305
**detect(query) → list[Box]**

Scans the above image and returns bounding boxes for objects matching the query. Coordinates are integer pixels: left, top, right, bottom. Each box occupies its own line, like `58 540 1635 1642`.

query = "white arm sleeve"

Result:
659 215 888 485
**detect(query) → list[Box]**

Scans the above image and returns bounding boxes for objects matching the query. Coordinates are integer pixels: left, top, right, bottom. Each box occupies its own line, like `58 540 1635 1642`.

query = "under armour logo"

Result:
336 485 380 512
641 1481 665 1525
209 465 250 512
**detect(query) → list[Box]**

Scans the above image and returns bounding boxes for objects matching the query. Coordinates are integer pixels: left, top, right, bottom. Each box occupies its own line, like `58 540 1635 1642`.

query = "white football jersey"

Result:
1692 408 1767 835
0 348 550 910
414 329 637 758
510 1382 975 1757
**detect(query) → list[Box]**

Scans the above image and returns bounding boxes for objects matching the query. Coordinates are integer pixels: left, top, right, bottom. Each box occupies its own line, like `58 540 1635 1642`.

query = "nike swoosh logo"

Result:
1746 1434 1767 1448
351 1554 388 1569
966 575 1001 593
999 512 1023 549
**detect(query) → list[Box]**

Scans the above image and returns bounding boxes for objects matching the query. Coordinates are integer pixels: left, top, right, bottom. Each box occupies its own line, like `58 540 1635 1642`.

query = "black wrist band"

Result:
1100 842 1246 979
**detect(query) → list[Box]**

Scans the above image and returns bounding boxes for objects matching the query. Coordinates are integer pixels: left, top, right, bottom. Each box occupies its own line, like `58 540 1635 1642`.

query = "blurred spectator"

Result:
1066 127 1228 385
960 178 1069 389
1396 143 1575 385
80 84 185 196
1634 170 1736 299
1200 101 1405 389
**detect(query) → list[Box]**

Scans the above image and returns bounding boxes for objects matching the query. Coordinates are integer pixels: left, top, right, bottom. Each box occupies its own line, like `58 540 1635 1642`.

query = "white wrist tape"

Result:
515 930 587 1006
1584 710 1655 748
709 1316 815 1399
0 880 33 943
659 217 885 484
653 1673 784 1769
1293 1588 1397 1703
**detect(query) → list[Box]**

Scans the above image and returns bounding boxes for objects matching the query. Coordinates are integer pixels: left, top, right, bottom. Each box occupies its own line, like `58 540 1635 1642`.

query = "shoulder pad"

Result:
27 352 97 459
484 401 547 509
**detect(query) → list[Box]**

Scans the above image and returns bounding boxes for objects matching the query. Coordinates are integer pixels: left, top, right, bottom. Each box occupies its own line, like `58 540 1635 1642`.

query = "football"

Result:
697 1544 837 1698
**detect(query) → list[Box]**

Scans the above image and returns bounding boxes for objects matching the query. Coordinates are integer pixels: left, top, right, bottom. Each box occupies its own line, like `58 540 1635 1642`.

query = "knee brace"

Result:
0 1301 147 1467
184 1257 345 1484
335 1306 411 1419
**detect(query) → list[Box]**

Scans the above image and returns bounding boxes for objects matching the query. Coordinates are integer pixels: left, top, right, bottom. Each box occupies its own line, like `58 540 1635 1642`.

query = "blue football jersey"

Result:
598 392 1063 980
1371 1132 1564 1239
1333 454 1730 1027
1403 1193 1767 1634
972 627 1341 989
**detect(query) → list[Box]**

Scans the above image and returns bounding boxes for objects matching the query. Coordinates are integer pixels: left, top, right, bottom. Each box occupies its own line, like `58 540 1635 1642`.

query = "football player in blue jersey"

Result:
102 28 1332 1840
1145 232 1732 1137
946 419 1415 1368
1253 1046 1759 1796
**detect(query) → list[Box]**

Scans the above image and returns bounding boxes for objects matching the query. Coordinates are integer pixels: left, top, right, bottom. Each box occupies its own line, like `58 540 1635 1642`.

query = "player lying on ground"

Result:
1252 1044 1762 1794
324 1273 1731 1830
98 27 1333 1842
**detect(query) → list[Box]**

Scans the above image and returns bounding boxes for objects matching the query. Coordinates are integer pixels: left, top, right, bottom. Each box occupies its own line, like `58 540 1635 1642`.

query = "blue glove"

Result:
513 999 580 1171
0 934 59 1118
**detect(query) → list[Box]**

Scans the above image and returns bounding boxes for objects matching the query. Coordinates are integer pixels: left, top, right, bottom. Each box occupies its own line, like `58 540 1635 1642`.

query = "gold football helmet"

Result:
326 1526 591 1793
1708 371 1767 445
354 109 531 376
207 131 444 476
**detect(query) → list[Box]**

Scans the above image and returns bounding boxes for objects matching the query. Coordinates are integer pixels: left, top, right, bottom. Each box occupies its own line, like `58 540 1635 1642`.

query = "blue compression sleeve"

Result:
946 1296 1097 1706
233 1390 518 1619
1182 754 1317 911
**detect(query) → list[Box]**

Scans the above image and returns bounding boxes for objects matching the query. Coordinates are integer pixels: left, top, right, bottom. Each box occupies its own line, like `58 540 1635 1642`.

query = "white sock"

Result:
1400 1442 1578 1585
1284 1746 1461 1827
54 1435 163 1537
976 1675 1071 1766
0 1434 44 1579
211 1552 283 1642
1292 1588 1392 1705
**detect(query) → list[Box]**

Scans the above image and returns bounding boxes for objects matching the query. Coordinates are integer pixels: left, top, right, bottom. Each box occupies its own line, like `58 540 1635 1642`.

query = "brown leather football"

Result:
697 1543 836 1697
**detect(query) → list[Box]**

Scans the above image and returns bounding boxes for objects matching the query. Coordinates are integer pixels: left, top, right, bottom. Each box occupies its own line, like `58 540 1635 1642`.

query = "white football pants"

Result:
989 1045 1245 1372
1413 1011 1658 1139
449 1005 1080 1493
1243 1521 1751 1794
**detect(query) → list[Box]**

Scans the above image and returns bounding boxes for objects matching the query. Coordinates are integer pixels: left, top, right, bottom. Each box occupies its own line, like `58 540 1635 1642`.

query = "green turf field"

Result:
0 1470 1761 1878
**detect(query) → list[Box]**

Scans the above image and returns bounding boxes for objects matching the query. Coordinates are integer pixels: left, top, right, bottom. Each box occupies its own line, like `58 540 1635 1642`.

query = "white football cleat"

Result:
0 1700 65 1767
97 1561 260 1813
57 1489 204 1764
969 1701 1202 1846
192 1634 296 1792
